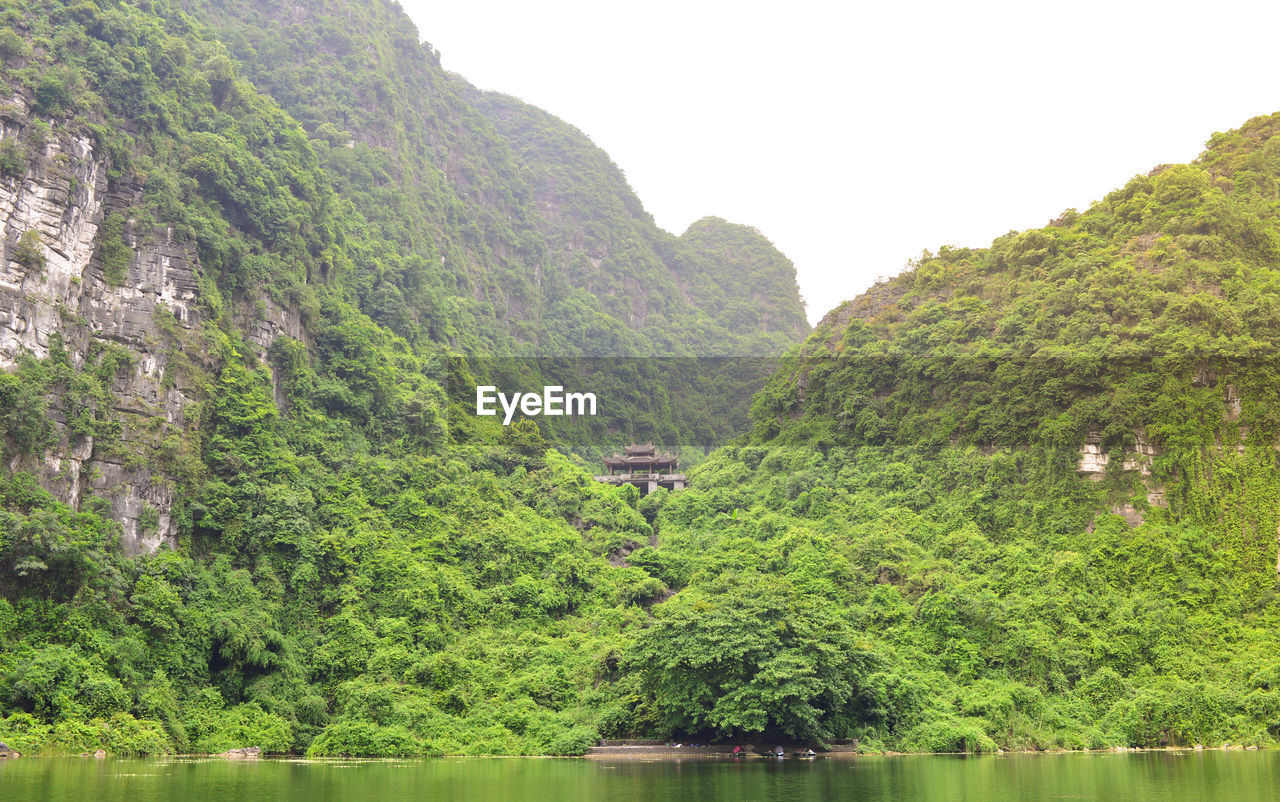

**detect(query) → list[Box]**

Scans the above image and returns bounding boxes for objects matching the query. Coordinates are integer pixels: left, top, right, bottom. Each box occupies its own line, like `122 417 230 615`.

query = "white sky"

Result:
398 0 1280 325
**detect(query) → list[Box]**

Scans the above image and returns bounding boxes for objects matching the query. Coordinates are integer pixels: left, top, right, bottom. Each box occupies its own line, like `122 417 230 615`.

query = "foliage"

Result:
0 137 24 178
0 0 1278 761
11 229 42 270
628 572 876 741
95 212 130 286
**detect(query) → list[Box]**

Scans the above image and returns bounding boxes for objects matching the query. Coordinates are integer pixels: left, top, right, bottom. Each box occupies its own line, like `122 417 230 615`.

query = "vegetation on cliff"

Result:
0 0 1278 758
0 0 803 756
624 117 1280 750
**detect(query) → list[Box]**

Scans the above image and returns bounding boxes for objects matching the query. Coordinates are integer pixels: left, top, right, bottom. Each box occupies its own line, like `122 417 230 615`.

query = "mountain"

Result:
1 0 1279 758
0 0 805 756
178 0 809 354
626 117 1280 748
0 0 807 548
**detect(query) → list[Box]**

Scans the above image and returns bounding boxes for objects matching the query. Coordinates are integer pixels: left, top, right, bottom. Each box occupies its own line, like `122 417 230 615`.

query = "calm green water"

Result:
1 751 1277 801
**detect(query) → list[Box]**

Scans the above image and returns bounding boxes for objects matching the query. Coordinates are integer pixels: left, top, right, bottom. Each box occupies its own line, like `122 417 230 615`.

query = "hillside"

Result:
621 117 1280 749
0 0 805 756
1 0 1280 759
177 0 809 355
0 0 808 543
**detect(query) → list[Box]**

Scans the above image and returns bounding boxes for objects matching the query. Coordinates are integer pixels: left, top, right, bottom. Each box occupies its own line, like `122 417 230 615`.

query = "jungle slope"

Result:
178 0 809 355
614 116 1280 751
0 0 803 757
2 0 1280 758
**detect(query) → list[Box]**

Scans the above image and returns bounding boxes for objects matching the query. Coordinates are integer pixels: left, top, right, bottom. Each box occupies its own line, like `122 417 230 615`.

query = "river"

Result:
1 750 1276 800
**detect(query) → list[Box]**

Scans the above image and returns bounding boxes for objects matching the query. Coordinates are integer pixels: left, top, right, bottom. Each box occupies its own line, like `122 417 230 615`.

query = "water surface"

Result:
1 751 1276 801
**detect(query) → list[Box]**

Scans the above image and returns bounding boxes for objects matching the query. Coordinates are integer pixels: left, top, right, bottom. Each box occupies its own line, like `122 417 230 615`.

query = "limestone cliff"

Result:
0 94 203 553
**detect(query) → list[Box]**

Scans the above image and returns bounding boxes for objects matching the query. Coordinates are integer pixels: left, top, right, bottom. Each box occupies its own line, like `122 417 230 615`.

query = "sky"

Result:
398 0 1280 325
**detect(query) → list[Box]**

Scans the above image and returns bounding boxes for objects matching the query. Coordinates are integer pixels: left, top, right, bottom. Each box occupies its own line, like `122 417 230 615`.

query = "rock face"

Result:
235 296 310 410
238 297 307 359
1077 430 1167 526
1075 383 1257 524
1077 439 1109 477
1076 430 1160 481
0 98 206 553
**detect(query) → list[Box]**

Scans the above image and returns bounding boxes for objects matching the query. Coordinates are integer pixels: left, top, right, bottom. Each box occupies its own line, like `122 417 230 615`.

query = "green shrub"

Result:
0 138 24 177
0 712 51 755
49 714 170 755
7 646 105 721
11 229 43 270
34 73 73 115
545 724 597 755
96 212 131 286
305 720 425 757
0 367 54 452
903 716 999 753
0 28 29 60
185 696 293 754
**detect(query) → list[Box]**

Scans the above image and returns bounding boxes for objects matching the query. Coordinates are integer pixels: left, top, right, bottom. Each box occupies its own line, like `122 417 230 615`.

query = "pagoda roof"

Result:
604 451 678 468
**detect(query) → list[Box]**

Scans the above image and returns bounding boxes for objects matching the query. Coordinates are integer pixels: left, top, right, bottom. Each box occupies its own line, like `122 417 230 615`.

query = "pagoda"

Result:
595 444 686 493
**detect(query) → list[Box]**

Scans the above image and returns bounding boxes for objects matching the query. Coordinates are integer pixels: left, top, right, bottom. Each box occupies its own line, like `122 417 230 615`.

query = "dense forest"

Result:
1 0 1279 758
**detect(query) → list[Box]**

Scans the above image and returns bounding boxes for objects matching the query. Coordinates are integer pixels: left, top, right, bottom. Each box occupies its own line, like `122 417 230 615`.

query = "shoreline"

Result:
2 745 1266 761
582 744 1268 760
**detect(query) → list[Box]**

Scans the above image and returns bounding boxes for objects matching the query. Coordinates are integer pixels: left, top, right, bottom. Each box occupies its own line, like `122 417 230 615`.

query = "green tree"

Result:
628 573 876 741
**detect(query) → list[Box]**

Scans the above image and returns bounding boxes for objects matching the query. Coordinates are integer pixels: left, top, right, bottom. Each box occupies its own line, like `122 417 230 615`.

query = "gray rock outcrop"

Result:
0 97 205 552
